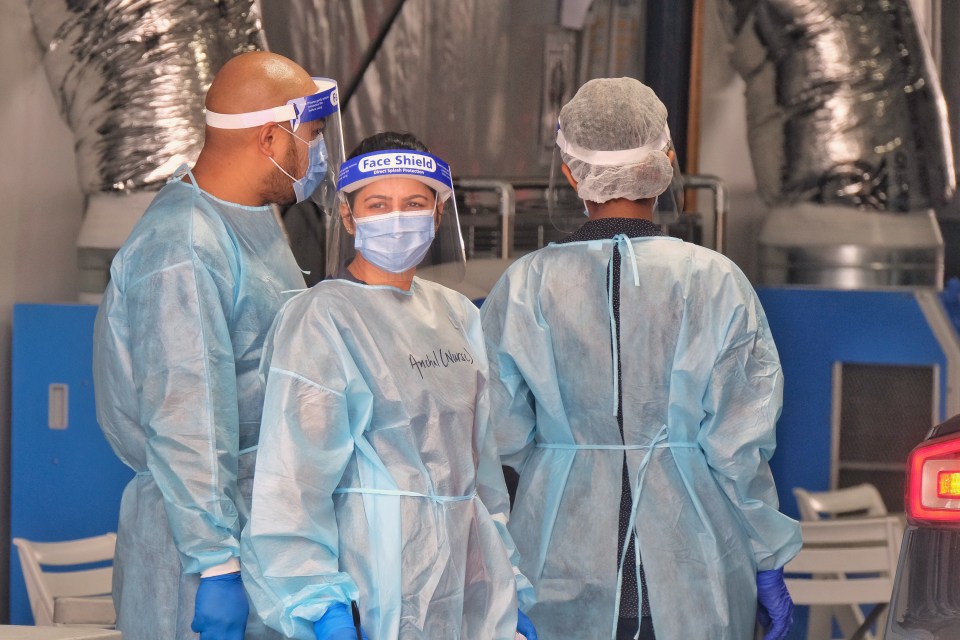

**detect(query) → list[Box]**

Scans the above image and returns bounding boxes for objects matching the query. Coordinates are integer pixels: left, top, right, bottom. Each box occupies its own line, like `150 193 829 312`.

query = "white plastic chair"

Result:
792 484 894 639
785 515 901 640
794 484 888 521
12 533 117 627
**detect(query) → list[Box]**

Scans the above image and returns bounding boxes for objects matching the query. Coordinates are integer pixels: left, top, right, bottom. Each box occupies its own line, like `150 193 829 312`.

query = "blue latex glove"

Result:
191 572 249 640
757 568 794 640
517 609 538 640
314 603 370 640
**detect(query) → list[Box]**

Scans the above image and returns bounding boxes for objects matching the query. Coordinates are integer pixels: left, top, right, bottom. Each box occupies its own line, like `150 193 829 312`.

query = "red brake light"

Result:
906 433 960 524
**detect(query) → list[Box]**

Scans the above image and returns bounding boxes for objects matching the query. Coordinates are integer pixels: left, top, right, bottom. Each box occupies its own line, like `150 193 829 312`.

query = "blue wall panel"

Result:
9 304 132 624
757 289 949 520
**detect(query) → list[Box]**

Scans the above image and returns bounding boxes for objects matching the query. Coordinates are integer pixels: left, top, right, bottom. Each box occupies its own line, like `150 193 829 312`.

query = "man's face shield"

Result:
329 150 466 283
205 77 346 209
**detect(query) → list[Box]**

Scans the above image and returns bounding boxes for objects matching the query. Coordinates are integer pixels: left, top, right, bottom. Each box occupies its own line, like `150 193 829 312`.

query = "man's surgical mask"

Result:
353 209 436 273
270 128 328 203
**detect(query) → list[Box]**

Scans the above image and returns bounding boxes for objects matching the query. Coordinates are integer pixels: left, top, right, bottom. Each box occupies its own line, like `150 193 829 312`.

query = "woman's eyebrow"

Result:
362 194 390 203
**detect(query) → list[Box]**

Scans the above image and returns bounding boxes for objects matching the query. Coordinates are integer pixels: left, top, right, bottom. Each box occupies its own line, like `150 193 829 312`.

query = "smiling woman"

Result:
351 178 436 217
239 132 537 640
325 132 466 286
341 177 440 279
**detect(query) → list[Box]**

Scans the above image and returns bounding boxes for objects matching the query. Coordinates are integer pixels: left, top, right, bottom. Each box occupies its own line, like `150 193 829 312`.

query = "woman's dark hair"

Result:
347 131 429 160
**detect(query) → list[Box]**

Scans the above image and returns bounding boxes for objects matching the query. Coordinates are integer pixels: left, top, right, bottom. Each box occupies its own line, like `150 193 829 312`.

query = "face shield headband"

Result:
205 77 340 132
337 150 454 202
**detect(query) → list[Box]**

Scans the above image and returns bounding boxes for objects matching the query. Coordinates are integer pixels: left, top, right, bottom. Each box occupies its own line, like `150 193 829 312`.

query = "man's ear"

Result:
257 123 281 158
339 200 355 235
560 163 578 191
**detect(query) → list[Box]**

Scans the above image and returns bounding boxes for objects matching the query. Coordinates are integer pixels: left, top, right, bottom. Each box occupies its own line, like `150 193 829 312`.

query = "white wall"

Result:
0 0 85 617
697 0 767 280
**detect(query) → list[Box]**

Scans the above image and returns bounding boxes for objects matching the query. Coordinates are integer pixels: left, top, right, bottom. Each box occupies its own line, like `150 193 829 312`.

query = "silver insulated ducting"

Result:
27 0 266 300
720 0 955 288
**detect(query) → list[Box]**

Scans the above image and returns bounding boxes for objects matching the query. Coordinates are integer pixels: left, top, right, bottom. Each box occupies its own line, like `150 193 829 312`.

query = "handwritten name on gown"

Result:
409 347 475 379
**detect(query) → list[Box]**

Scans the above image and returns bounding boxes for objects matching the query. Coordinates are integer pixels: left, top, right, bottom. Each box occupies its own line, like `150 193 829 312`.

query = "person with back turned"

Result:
481 77 802 640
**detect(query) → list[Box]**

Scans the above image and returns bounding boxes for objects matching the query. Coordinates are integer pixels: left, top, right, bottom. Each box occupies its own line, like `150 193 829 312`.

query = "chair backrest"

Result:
785 515 901 606
793 484 888 520
12 533 116 626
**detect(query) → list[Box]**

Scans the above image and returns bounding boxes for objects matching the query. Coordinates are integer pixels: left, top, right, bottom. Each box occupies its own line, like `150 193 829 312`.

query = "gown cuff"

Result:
200 557 241 578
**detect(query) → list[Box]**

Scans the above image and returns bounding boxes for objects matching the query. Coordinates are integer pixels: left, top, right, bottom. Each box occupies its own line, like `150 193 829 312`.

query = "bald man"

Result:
93 51 329 640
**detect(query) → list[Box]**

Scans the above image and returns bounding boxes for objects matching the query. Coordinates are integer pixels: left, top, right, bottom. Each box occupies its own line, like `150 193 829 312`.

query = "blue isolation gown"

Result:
241 277 533 640
481 232 802 639
93 170 305 639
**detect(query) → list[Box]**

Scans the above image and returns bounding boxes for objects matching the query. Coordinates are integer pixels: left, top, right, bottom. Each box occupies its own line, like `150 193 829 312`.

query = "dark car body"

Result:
885 415 960 639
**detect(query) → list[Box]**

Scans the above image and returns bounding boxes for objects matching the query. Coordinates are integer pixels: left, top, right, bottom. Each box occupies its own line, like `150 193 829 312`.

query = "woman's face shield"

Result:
205 77 346 211
329 150 466 283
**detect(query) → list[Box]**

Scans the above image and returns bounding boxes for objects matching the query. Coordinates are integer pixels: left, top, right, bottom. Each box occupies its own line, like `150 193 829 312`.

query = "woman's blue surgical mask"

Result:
271 129 329 203
353 209 436 273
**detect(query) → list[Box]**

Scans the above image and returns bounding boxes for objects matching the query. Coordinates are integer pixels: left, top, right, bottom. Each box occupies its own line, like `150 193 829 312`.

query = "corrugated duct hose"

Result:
27 0 266 300
717 0 956 287
719 0 953 210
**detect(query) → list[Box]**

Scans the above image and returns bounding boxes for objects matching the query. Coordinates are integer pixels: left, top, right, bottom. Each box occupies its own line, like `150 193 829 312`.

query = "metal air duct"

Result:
27 0 266 300
719 0 955 288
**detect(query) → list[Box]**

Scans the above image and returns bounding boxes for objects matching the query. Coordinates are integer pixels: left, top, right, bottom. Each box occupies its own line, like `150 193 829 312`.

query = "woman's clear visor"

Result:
328 149 466 283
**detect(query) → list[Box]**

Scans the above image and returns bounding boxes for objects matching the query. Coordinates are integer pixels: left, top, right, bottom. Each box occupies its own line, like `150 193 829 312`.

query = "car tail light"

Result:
938 471 960 498
906 433 960 524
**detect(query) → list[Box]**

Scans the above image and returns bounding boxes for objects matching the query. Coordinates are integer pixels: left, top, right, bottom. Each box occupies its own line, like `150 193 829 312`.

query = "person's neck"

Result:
348 253 416 291
190 151 266 207
586 198 655 221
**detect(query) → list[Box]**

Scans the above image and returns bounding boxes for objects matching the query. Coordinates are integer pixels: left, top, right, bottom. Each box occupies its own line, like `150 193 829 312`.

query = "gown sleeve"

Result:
124 253 243 574
241 298 361 640
696 267 803 571
480 270 539 472
471 306 536 611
